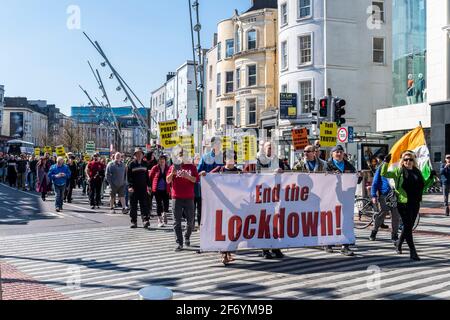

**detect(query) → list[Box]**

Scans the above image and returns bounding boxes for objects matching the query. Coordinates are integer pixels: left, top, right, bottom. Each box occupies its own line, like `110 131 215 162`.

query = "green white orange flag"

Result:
388 126 434 188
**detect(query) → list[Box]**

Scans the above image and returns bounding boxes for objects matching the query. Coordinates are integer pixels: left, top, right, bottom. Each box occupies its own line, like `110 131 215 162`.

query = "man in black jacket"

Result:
127 148 151 229
16 155 28 191
441 155 450 216
325 145 358 257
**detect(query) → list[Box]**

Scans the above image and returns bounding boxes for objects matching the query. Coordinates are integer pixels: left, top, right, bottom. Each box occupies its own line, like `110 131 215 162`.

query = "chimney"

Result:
166 72 176 82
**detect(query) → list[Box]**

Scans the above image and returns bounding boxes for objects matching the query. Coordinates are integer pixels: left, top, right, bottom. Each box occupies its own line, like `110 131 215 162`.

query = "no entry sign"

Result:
337 127 349 143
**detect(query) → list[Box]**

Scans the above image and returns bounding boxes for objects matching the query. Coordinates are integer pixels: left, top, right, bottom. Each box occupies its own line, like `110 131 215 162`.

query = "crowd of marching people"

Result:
0 134 442 265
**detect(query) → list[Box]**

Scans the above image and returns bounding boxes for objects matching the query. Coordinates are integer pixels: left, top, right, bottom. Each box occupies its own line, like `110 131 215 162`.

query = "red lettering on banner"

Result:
321 211 334 236
243 215 257 239
255 185 262 204
257 210 272 239
301 212 319 237
215 210 226 241
335 205 342 235
285 185 291 201
272 184 281 203
301 187 310 201
273 208 286 239
290 184 299 201
228 216 242 241
263 188 271 203
287 212 300 238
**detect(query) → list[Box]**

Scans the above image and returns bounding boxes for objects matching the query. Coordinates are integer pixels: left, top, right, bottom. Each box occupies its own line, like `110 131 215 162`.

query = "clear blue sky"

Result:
0 0 249 115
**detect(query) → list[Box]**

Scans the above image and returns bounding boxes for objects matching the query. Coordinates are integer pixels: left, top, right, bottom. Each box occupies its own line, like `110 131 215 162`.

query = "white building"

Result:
0 85 4 135
150 61 199 139
278 0 393 134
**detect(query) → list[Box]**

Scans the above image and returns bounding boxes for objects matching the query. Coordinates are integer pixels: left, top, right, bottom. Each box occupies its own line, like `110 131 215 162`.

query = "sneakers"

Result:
341 247 355 256
143 221 150 229
130 222 138 229
369 230 377 241
273 250 284 259
394 240 402 254
175 245 183 252
91 206 95 210
410 251 421 261
185 239 191 247
380 224 389 229
324 246 334 254
122 208 129 215
262 250 274 259
391 233 399 241
157 217 164 228
56 208 61 212
446 206 450 217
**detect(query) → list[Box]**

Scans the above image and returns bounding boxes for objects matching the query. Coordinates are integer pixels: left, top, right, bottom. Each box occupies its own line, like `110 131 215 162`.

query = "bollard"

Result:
138 286 173 300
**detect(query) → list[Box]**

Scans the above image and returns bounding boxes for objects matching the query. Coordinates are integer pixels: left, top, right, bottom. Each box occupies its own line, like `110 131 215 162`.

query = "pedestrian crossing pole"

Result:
0 262 3 300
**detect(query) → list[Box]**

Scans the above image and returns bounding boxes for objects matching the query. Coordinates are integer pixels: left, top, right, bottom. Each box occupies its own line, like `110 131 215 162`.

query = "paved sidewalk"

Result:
1 261 69 300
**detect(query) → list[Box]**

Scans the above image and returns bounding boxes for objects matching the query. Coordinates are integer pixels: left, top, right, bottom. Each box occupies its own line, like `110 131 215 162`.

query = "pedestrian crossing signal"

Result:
319 98 328 118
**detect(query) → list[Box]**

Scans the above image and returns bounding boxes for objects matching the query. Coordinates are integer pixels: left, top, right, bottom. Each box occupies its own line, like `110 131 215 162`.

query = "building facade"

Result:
279 0 392 135
204 0 279 141
2 97 48 146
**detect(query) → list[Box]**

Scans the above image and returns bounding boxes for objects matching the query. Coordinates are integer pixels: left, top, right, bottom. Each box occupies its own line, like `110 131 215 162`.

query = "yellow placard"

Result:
34 148 41 157
84 155 91 162
288 107 297 116
222 136 232 151
235 141 243 165
55 145 66 157
242 135 257 162
159 120 178 149
178 134 195 158
320 122 338 148
44 146 52 154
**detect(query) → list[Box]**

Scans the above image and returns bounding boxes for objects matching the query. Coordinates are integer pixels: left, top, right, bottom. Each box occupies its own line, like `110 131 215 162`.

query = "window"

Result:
209 65 213 81
247 30 257 50
209 90 212 109
281 41 288 70
216 108 221 129
226 106 234 125
248 65 257 87
281 3 288 25
281 84 288 93
217 42 222 60
226 71 234 93
298 0 312 19
372 1 385 23
373 37 385 63
226 39 234 58
217 73 222 95
298 34 312 65
248 99 257 125
299 80 313 113
236 68 241 89
235 28 241 53
236 101 241 127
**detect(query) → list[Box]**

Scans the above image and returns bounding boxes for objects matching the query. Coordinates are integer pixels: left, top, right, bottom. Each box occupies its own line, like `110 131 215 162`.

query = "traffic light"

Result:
334 98 346 126
319 98 328 117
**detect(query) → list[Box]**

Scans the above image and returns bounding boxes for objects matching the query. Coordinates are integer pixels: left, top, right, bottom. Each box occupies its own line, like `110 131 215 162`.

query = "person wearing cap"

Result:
87 153 106 209
127 148 151 229
440 154 450 216
149 154 171 227
325 145 358 256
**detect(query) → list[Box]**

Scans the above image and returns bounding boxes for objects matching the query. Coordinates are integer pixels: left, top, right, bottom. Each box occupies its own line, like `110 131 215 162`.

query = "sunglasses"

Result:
305 150 314 153
403 158 414 162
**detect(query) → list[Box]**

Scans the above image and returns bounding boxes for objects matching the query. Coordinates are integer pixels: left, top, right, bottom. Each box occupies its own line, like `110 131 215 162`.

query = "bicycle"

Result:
354 197 420 231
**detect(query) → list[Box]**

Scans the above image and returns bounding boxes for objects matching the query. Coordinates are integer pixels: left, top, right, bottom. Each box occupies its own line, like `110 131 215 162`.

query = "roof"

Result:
245 0 278 13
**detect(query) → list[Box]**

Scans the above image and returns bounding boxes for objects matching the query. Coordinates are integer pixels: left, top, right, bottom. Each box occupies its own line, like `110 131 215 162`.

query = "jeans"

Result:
373 195 400 233
173 198 195 246
397 201 420 255
27 172 36 191
444 184 450 207
82 179 87 194
54 184 65 209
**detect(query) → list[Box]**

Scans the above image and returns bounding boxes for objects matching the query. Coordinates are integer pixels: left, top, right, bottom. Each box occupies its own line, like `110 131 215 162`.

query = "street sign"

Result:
280 93 298 120
348 126 355 143
320 122 338 148
159 120 178 149
86 141 96 155
292 128 309 151
337 127 349 143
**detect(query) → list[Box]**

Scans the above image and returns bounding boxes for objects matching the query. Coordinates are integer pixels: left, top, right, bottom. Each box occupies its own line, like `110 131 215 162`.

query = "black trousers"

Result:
397 201 420 254
154 190 170 216
194 197 202 227
130 191 150 223
65 181 75 202
89 180 102 206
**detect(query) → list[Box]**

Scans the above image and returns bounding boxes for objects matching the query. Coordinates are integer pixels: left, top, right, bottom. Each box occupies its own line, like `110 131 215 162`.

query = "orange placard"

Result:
292 128 309 151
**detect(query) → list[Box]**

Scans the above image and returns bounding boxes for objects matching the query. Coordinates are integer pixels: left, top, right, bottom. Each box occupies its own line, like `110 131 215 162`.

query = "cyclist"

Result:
370 154 400 242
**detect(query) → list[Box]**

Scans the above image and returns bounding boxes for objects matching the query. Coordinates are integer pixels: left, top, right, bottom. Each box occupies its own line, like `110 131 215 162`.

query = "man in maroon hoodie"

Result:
87 153 106 209
167 149 199 251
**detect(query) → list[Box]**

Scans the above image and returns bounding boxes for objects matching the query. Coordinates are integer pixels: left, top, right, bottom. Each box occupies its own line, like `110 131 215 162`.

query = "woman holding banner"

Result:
381 152 425 261
210 149 242 265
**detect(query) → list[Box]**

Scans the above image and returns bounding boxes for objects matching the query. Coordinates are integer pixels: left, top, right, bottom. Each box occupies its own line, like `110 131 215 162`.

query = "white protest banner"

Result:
200 173 358 251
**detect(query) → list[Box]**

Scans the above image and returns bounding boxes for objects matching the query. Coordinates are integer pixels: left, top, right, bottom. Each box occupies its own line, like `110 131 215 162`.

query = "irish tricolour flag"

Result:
387 126 434 188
